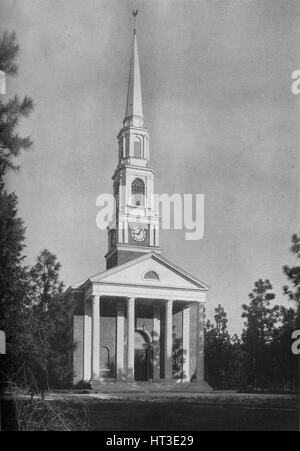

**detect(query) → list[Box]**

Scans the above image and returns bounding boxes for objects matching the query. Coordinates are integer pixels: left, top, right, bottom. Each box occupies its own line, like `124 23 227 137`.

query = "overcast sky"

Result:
1 0 299 333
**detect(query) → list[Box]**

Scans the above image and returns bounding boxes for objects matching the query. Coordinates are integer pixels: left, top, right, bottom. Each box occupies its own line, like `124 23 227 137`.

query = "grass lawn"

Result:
81 393 299 431
2 392 298 431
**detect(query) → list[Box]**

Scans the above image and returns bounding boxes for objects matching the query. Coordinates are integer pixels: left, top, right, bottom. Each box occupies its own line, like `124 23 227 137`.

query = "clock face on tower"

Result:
131 226 147 243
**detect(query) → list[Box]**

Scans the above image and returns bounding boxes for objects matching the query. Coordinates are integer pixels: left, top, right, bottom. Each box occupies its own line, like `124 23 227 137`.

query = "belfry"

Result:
66 17 212 392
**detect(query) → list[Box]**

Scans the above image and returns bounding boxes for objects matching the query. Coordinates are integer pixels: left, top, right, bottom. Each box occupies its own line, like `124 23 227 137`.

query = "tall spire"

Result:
124 12 143 127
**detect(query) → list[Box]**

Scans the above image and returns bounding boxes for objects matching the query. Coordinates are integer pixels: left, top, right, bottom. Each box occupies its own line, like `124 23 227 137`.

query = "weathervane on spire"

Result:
133 9 139 33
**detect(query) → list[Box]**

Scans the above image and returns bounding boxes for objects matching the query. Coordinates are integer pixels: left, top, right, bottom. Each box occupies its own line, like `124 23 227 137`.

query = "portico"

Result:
67 252 209 386
88 298 204 383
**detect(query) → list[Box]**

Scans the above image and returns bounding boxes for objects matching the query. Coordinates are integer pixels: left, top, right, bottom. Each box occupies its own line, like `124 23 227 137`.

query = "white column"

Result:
116 302 125 380
118 222 123 243
83 298 92 381
142 135 145 159
182 306 190 381
149 224 154 246
195 302 205 381
127 297 135 381
153 304 161 380
155 225 159 247
124 220 129 243
164 300 173 380
92 295 100 380
122 136 126 158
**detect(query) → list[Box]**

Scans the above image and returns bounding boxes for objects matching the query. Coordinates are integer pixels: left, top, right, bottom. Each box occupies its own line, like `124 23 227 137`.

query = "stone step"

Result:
90 380 213 393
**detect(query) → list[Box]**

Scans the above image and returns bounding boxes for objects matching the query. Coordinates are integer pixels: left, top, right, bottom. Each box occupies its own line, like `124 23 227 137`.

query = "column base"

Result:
191 379 213 391
90 377 105 383
181 378 191 384
116 377 127 382
126 377 135 383
91 375 100 381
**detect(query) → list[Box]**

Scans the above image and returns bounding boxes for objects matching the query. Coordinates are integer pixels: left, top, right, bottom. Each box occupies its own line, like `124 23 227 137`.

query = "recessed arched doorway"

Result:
134 330 150 381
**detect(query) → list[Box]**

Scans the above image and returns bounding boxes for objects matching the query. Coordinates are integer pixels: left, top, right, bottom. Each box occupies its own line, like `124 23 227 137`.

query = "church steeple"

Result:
105 13 161 270
124 29 144 128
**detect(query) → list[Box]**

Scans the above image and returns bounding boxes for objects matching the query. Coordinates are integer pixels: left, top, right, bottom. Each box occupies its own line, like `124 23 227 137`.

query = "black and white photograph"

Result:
0 0 299 434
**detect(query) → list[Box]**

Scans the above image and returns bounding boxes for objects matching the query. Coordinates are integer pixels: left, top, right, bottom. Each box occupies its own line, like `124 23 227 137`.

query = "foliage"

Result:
0 30 34 385
205 265 298 393
0 31 34 176
205 305 246 389
25 250 73 390
241 279 279 392
283 233 300 327
0 185 26 322
269 307 298 391
0 31 19 76
0 32 72 392
12 379 90 431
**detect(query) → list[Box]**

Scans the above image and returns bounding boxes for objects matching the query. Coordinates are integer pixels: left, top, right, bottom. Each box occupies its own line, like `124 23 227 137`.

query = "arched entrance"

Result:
134 330 150 381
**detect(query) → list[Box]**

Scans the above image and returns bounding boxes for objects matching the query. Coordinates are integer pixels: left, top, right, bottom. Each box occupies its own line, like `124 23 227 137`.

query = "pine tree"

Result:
283 233 300 327
0 30 34 383
0 31 19 76
0 187 26 320
205 305 237 389
271 306 298 391
28 250 73 390
0 32 34 176
242 279 279 392
0 30 34 321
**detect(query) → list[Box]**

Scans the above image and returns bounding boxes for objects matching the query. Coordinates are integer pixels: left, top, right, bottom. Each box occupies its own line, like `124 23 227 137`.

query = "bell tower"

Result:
105 20 161 269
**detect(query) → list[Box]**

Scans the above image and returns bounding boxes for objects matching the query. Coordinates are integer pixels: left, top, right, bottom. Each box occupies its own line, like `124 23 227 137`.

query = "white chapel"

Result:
65 20 212 392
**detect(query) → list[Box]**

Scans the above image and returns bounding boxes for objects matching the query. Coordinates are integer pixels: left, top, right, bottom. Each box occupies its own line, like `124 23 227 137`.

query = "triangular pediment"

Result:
89 252 209 291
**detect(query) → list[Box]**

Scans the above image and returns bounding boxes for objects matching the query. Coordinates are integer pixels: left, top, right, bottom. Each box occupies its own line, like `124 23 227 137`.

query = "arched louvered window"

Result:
144 271 159 280
134 136 142 158
132 178 145 206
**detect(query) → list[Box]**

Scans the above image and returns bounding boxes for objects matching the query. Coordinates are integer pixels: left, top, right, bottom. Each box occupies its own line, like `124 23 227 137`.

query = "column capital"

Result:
197 301 205 312
127 297 135 306
91 294 100 301
165 299 174 306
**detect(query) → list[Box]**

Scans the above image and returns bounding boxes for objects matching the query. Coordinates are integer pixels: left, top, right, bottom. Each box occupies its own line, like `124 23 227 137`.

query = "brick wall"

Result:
73 315 84 384
106 250 147 269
